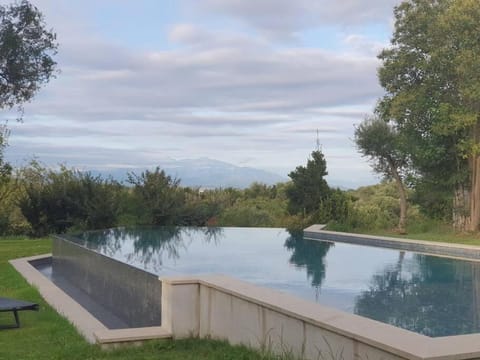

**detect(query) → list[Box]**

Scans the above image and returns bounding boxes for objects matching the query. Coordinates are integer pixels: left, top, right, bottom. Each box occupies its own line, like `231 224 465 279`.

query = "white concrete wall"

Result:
161 275 421 360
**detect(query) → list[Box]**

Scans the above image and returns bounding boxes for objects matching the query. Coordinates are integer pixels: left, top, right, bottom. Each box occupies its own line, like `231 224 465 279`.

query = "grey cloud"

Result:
6 141 182 168
3 1 383 185
9 121 247 140
26 43 380 123
189 0 401 39
168 24 269 50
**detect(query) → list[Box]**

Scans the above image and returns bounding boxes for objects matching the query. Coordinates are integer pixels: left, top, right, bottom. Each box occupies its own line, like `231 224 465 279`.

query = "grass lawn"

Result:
0 237 277 360
367 225 480 246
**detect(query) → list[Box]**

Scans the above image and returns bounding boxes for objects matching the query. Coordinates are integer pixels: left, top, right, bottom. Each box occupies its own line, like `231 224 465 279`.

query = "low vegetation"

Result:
0 150 472 241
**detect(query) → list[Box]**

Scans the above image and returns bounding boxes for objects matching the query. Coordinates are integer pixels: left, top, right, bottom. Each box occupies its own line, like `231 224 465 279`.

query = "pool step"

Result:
94 326 172 347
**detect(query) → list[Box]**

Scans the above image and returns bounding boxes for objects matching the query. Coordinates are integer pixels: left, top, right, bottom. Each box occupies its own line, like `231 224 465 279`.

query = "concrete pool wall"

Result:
10 227 480 359
53 236 162 328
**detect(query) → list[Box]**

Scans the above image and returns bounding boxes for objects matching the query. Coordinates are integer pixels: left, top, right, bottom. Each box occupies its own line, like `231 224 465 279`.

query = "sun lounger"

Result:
0 297 39 329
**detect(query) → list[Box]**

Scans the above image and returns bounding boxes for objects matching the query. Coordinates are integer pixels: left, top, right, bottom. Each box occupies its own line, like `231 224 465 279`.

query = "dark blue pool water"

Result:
66 226 480 337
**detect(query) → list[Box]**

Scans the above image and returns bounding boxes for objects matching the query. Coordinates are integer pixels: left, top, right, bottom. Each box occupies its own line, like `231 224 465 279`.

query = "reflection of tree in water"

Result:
77 226 224 273
284 231 333 295
76 227 126 256
354 253 480 337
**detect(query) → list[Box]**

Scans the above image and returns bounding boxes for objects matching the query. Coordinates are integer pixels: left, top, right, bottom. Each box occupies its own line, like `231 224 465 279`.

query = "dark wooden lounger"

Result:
0 297 39 329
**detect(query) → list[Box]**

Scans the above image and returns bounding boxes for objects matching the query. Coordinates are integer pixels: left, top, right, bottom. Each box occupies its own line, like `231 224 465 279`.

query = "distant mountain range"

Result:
90 158 287 189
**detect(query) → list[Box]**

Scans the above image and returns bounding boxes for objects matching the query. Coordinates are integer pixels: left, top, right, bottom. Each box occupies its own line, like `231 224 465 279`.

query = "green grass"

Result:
0 237 278 360
352 222 480 246
372 230 480 246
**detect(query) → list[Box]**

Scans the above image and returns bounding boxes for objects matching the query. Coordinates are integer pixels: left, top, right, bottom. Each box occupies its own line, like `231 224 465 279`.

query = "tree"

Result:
0 0 58 112
354 116 409 233
0 124 11 190
0 1 58 216
286 150 330 216
377 0 480 231
127 168 185 226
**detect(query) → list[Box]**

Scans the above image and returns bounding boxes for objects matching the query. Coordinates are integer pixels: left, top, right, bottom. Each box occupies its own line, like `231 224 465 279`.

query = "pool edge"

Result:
304 224 480 261
8 254 172 346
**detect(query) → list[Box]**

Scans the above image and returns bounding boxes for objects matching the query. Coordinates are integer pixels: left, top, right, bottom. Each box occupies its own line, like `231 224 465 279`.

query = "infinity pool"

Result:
61 226 480 337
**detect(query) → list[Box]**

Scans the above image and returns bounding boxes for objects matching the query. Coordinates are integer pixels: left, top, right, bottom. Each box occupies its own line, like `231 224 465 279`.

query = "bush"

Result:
331 181 427 233
0 175 31 235
127 168 185 226
18 165 121 237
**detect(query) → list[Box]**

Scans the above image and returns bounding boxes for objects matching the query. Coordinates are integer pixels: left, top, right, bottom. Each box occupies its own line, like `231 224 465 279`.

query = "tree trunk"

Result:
469 121 480 232
390 162 408 234
453 184 470 232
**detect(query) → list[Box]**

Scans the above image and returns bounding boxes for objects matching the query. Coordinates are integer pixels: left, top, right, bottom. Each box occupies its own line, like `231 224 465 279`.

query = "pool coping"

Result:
8 229 480 359
304 224 480 261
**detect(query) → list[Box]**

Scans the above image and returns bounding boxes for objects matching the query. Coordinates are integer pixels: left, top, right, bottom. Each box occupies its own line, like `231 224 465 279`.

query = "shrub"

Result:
18 165 121 236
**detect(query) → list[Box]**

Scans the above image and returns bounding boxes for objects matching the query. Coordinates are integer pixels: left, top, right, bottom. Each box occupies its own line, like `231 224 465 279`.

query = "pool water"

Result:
66 226 480 337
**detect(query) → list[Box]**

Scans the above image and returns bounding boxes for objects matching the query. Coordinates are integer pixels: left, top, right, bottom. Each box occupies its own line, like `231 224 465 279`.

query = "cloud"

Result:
24 37 380 123
2 1 385 186
189 0 401 39
342 34 386 57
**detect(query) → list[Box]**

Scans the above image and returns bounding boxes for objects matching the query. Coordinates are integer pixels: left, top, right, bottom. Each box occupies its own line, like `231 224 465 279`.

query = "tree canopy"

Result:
0 0 58 112
354 116 409 233
286 150 330 216
373 0 480 231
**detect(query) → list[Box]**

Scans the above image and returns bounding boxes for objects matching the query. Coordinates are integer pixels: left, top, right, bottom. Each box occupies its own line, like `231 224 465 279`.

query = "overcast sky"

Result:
2 0 401 187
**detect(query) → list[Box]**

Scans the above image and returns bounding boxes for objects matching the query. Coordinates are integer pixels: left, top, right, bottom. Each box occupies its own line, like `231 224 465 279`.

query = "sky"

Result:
2 0 401 187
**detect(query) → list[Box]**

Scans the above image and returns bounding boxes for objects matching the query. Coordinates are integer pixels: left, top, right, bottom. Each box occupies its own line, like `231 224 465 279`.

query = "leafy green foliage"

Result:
354 116 407 177
0 124 11 184
217 183 288 227
409 177 453 220
2 158 446 237
354 116 410 233
0 1 58 234
127 168 185 226
335 182 425 233
0 176 29 236
286 150 330 216
375 0 480 229
18 165 121 236
0 0 57 111
0 124 19 235
181 188 223 226
315 188 352 226
284 150 356 230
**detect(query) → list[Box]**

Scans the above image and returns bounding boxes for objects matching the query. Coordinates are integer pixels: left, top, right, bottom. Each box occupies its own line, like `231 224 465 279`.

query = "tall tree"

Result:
354 116 409 233
286 150 330 217
0 0 58 112
377 0 480 231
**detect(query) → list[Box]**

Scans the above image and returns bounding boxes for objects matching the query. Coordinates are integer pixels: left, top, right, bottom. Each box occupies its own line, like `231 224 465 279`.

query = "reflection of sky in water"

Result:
70 227 480 337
